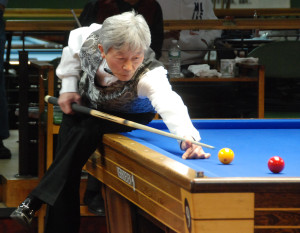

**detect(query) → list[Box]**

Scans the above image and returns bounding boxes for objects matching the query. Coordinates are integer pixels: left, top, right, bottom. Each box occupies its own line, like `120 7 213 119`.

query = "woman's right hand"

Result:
58 92 81 114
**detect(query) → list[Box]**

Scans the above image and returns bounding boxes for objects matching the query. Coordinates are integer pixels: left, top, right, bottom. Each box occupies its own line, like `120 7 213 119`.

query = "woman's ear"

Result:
98 44 105 58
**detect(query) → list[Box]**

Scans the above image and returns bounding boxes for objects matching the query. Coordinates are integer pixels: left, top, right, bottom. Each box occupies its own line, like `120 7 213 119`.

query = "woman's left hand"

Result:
181 137 211 160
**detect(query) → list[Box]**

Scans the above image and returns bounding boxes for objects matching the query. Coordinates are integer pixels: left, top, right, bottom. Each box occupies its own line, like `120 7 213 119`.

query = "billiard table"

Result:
85 119 300 233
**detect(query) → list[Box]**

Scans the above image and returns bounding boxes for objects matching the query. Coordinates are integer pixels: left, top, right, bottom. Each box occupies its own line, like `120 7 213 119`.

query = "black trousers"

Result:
31 111 155 233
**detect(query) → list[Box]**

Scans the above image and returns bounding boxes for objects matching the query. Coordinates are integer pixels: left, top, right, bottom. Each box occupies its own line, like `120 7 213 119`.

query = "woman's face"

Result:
98 44 144 81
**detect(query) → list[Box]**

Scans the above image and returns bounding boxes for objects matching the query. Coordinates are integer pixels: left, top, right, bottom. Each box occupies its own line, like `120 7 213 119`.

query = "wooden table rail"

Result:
4 8 82 18
5 20 76 32
5 18 300 32
163 18 300 30
214 8 300 18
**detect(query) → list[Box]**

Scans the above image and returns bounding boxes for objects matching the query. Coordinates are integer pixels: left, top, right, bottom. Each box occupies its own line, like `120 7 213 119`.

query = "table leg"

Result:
102 185 134 233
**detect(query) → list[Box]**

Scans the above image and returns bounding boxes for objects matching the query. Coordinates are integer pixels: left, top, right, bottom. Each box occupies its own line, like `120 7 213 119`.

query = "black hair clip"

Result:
104 68 114 75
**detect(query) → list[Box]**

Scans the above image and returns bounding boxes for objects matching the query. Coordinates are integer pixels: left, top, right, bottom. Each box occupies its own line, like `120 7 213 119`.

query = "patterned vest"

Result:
78 31 163 113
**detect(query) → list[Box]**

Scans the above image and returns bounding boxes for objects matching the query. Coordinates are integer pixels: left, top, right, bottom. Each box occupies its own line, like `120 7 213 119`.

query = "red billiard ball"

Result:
268 156 285 173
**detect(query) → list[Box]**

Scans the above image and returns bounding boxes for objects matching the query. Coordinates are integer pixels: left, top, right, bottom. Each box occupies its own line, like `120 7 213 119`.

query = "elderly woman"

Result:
11 11 210 233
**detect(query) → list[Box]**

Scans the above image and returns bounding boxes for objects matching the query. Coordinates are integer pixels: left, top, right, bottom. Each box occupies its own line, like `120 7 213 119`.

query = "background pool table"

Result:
5 35 62 63
85 119 300 233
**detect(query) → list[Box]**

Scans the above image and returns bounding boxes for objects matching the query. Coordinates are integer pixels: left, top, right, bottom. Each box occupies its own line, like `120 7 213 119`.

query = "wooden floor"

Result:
0 130 19 179
0 130 38 207
0 130 107 233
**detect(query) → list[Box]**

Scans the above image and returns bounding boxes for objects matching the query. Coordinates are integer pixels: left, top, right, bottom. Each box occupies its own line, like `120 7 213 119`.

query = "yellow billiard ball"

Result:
218 148 234 164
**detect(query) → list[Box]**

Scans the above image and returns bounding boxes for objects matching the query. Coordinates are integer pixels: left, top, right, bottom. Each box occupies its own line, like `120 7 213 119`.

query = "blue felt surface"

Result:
122 119 300 178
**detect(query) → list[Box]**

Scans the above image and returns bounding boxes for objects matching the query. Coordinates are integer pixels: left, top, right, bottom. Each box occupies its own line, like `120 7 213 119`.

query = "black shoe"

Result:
0 143 11 159
10 198 37 228
87 195 106 216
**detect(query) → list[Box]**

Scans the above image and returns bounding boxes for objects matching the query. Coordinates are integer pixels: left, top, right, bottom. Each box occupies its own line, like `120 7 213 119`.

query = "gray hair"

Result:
96 11 151 53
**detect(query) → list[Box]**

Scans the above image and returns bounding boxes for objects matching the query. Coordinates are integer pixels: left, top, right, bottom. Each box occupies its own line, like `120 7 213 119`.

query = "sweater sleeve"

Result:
56 23 102 94
137 66 200 141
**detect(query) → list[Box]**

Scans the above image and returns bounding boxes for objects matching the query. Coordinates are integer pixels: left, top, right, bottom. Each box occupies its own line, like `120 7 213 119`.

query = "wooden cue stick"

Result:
45 95 214 149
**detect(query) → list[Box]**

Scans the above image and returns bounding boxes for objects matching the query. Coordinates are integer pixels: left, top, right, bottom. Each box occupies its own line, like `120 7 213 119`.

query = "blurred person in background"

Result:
157 0 221 69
